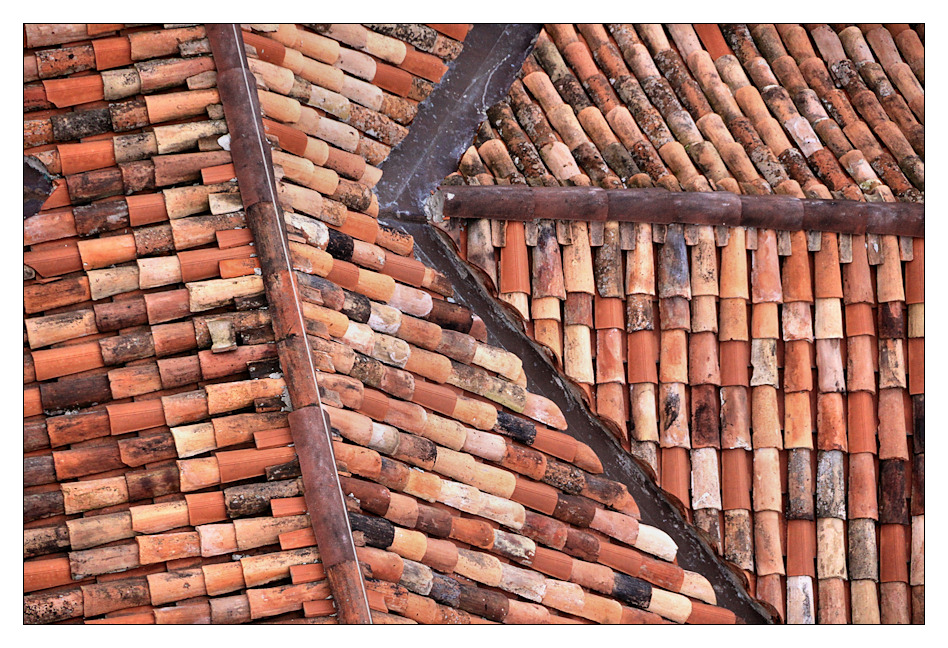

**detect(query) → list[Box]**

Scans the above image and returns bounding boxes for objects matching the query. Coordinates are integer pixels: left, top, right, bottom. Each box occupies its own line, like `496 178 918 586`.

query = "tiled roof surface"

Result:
23 23 745 625
440 23 923 624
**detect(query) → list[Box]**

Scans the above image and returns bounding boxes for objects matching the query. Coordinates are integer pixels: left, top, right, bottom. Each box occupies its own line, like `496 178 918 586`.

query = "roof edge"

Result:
206 23 373 624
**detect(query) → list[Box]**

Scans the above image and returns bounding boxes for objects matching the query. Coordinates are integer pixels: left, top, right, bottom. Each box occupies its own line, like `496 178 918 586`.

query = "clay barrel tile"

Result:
786 519 816 579
718 299 748 342
751 385 782 449
60 475 129 515
816 392 847 451
783 391 812 449
750 229 783 303
690 384 720 448
784 448 814 521
876 236 906 303
815 448 847 524
903 238 923 305
783 339 813 392
878 522 909 583
688 332 720 386
754 510 785 576
530 224 566 300
31 341 105 382
877 388 909 460
846 391 877 454
750 338 779 388
844 335 875 393
659 446 690 507
690 447 722 511
848 452 879 520
719 341 750 387
879 579 911 624
690 295 717 334
751 302 779 340
625 224 656 295
591 293 624 335
136 531 201 565
879 458 909 525
659 296 691 332
657 225 691 300
845 303 875 337
595 328 626 385
814 232 844 299
815 338 846 393
629 383 659 443
659 329 688 384
878 338 906 389
658 383 690 448
907 336 923 396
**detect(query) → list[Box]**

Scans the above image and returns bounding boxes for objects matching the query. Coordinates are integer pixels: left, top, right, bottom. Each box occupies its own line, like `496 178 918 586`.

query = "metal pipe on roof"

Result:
434 185 924 238
206 23 373 624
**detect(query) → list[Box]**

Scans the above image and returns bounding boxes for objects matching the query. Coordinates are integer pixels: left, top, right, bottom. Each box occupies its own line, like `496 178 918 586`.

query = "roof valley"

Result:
24 22 769 625
439 22 923 625
401 220 774 623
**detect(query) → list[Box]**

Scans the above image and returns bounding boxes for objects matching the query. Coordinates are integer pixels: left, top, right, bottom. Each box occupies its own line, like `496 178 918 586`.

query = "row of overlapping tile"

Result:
440 23 923 623
23 21 452 624
23 23 744 624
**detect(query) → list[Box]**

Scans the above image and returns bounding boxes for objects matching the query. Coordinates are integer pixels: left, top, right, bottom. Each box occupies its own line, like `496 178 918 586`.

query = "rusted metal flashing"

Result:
376 24 542 219
366 24 771 621
435 185 924 238
206 23 373 624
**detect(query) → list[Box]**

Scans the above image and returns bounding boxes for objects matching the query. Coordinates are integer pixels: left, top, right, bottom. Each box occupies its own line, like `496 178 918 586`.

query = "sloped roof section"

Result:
438 23 923 624
24 22 759 625
23 21 462 624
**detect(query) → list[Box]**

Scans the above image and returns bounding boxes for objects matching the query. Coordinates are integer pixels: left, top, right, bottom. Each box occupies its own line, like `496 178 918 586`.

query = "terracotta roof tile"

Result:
24 20 923 626
438 22 923 625
20 22 458 624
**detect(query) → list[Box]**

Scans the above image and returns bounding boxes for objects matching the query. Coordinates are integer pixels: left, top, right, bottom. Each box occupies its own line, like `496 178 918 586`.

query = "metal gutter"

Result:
206 24 372 624
434 184 925 238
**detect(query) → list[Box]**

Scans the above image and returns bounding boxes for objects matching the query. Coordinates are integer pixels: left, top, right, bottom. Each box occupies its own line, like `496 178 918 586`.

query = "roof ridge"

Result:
204 23 373 623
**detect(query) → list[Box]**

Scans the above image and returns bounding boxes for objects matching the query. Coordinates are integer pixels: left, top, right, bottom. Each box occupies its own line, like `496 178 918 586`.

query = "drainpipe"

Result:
206 23 373 624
